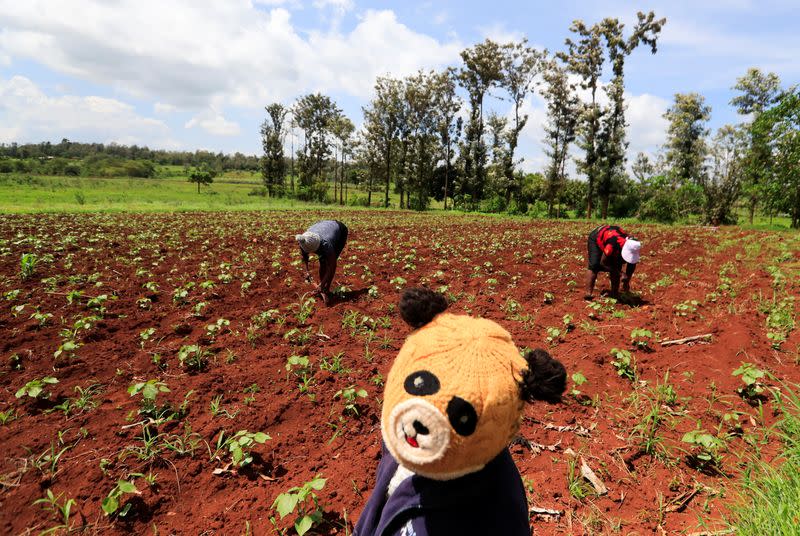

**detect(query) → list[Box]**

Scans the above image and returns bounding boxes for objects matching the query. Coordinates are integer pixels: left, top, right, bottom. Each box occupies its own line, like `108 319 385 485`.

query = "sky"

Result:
0 0 798 172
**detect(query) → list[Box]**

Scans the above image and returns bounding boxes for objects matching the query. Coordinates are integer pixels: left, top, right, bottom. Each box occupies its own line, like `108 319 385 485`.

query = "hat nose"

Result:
412 420 429 436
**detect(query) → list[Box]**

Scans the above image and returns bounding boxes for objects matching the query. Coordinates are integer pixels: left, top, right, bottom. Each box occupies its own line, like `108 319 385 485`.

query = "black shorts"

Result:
587 227 604 272
587 226 623 273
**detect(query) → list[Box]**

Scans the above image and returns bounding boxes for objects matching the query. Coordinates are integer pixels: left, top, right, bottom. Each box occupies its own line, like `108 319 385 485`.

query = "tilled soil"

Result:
0 211 798 535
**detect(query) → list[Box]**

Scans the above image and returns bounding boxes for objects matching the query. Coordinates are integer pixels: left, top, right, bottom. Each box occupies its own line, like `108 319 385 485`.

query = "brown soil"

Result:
0 211 798 535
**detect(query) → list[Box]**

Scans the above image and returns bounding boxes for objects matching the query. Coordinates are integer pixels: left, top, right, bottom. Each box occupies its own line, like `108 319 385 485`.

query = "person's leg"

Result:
585 229 601 299
584 269 598 299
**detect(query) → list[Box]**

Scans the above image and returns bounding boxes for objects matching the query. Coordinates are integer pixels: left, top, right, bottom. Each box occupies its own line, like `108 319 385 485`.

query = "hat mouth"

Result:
384 398 450 468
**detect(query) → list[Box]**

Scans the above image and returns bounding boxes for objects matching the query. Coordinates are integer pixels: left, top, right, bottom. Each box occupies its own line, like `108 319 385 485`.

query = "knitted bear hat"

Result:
381 288 566 481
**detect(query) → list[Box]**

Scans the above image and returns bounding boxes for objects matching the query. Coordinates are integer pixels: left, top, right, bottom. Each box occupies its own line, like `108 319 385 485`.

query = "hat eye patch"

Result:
447 396 478 436
404 370 440 396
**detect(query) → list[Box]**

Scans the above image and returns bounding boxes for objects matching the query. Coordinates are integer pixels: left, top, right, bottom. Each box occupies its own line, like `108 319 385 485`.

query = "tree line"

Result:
260 12 799 227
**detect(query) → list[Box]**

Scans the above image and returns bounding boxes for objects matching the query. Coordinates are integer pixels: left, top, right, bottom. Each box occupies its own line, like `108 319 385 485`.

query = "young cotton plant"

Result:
732 362 767 403
213 430 271 468
271 475 327 536
16 376 59 400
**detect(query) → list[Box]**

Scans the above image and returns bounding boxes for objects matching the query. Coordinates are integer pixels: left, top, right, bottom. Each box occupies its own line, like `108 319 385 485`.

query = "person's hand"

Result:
304 272 312 283
583 293 594 301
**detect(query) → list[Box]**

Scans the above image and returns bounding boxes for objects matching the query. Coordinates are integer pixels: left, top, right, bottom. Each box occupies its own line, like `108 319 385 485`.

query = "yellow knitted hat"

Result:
381 288 566 480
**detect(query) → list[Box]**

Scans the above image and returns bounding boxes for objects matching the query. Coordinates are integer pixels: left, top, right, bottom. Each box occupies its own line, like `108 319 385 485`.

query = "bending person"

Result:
585 224 641 300
295 220 349 304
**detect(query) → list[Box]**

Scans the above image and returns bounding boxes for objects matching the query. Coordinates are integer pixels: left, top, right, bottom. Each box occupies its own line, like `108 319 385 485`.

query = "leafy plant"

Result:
102 479 141 517
20 252 38 280
610 348 637 382
128 379 170 419
271 475 327 536
732 362 767 402
16 376 59 399
682 428 725 473
334 386 368 416
213 430 271 467
33 489 77 534
177 344 211 371
630 328 653 350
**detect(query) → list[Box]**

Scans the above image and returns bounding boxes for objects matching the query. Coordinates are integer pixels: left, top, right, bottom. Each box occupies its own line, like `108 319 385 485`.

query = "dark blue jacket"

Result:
306 220 348 258
354 445 531 536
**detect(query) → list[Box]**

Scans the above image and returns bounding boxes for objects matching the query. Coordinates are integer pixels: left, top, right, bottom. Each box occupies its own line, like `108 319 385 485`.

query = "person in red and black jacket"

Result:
584 224 641 300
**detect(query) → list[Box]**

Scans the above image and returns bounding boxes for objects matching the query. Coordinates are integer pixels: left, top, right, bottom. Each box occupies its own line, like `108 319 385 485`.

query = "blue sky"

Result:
1 0 797 172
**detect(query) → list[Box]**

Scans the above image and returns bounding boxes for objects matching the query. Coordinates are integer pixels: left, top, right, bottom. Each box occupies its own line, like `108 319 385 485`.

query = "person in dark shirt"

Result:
295 220 348 304
585 224 641 300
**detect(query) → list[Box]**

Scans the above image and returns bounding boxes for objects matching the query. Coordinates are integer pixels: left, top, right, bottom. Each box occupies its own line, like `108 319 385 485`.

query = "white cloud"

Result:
0 75 171 145
154 102 176 114
477 22 525 45
185 109 241 137
0 2 461 111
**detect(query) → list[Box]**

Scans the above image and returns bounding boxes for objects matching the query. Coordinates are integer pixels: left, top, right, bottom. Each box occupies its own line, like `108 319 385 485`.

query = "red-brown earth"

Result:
0 211 798 535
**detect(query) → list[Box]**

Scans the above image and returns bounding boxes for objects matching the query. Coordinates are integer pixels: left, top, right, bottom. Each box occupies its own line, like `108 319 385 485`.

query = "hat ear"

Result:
519 349 566 403
399 287 448 328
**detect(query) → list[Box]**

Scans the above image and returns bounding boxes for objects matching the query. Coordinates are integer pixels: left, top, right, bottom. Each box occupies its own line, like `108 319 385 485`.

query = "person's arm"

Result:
300 249 311 281
621 263 637 292
584 269 598 300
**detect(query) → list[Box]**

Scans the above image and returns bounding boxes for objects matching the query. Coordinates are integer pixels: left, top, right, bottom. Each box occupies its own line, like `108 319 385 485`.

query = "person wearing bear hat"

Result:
584 224 641 301
295 220 348 304
355 287 567 536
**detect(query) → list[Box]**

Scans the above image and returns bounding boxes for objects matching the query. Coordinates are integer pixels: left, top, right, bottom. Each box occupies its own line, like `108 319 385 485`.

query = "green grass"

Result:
727 384 800 534
0 172 428 213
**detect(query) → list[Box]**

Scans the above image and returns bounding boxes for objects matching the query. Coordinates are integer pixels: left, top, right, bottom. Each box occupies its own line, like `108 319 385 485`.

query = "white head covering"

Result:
295 231 321 253
621 239 641 264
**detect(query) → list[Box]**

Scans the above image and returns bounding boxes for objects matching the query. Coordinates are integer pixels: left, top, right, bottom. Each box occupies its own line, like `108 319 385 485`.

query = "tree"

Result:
363 76 403 208
498 40 545 203
595 12 665 218
753 89 800 228
458 39 504 208
559 21 605 218
293 93 340 199
731 68 782 223
188 165 216 193
330 113 355 205
431 69 462 210
663 93 711 186
260 103 288 197
702 125 747 225
541 59 580 217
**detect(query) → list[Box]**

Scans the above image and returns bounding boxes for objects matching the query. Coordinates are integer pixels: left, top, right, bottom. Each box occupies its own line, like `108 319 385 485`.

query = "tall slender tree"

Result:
260 103 288 197
541 59 580 217
498 40 545 203
363 76 403 208
431 68 462 210
731 68 782 223
458 39 504 208
663 93 711 186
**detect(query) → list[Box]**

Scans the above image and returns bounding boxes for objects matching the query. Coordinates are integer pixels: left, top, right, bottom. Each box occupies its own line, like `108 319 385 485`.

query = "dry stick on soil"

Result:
579 457 608 495
660 333 713 347
529 506 564 519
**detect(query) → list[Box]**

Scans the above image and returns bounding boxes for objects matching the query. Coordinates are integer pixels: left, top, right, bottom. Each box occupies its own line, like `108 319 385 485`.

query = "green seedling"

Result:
610 348 637 382
128 379 170 419
545 326 563 345
34 489 77 534
682 428 725 473
205 318 230 341
334 386 368 416
732 362 767 402
20 253 38 280
543 292 555 304
16 376 59 399
213 430 271 467
177 345 210 371
630 328 653 350
102 479 141 517
271 475 327 536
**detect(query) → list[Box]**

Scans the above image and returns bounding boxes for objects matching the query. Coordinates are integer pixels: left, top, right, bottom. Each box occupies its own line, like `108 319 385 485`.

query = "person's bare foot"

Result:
321 292 330 305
